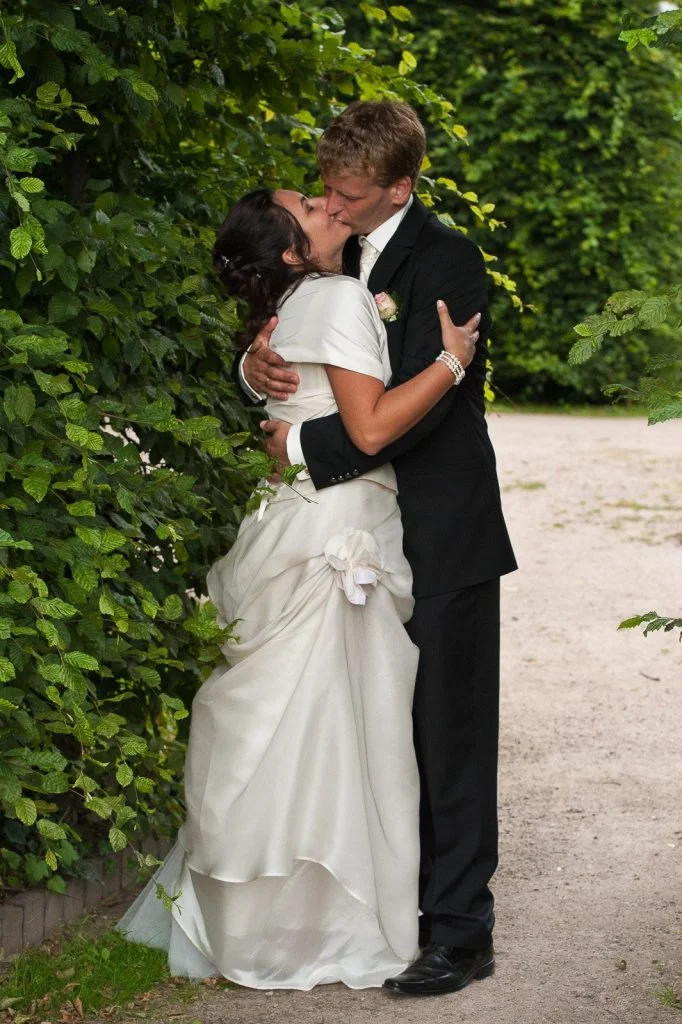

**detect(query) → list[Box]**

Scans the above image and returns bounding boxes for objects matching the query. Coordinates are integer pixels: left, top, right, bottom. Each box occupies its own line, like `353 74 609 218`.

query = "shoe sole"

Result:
382 958 495 997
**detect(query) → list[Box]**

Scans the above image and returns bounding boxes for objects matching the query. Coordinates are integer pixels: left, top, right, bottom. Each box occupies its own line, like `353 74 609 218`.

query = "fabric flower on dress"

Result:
324 528 384 606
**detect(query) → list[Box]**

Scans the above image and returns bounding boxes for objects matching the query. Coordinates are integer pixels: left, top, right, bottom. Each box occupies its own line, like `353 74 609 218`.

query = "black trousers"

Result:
406 578 500 950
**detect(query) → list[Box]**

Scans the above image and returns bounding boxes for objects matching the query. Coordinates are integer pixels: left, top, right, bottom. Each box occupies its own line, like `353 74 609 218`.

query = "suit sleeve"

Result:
301 238 490 490
229 348 266 407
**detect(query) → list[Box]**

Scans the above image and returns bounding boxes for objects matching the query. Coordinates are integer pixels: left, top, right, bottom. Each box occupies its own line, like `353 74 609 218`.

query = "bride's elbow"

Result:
350 428 384 457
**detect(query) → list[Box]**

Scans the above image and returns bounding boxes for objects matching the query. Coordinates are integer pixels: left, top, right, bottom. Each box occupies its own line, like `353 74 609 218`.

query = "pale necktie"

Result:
358 237 380 285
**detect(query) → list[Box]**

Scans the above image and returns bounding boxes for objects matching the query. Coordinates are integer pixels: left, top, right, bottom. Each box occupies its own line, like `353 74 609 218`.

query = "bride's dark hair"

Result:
213 189 323 344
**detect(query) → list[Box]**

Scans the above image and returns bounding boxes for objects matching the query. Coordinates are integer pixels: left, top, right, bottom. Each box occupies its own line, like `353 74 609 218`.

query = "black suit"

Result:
236 196 516 948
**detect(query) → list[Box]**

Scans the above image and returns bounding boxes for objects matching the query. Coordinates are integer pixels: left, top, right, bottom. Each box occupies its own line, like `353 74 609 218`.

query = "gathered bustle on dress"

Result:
117 276 421 989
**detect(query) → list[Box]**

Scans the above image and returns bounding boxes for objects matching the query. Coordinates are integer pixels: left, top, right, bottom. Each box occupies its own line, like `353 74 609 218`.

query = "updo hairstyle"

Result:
213 189 322 344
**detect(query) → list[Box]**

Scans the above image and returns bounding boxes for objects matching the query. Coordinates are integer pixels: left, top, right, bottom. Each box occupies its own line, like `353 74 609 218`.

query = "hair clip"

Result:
221 255 231 267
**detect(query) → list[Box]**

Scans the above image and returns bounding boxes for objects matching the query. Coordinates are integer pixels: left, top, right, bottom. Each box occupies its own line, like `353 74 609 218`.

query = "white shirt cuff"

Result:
286 424 309 480
238 351 266 403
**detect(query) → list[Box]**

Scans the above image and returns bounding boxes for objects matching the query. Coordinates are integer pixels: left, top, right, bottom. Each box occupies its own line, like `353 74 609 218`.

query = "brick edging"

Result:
0 834 173 959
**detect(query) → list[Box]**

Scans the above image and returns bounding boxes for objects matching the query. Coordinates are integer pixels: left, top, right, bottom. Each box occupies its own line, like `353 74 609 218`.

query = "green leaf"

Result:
619 27 657 50
75 108 100 126
389 5 411 20
64 650 99 671
36 81 60 103
0 308 23 331
36 618 62 648
116 805 137 827
360 3 387 22
77 527 104 551
40 771 70 794
73 563 99 591
61 358 92 376
99 593 118 616
33 598 78 619
59 396 87 421
15 385 36 424
86 796 114 819
120 735 147 756
65 423 104 452
67 500 96 517
23 474 50 503
15 797 38 826
78 250 97 274
34 370 73 396
162 594 184 620
115 486 136 513
132 79 159 102
9 227 33 260
116 763 134 787
5 148 37 172
37 818 67 840
48 293 82 323
568 337 601 366
8 582 32 604
32 750 68 772
19 177 45 194
0 39 25 79
74 718 96 745
0 774 21 802
109 825 128 852
638 296 669 329
0 657 16 682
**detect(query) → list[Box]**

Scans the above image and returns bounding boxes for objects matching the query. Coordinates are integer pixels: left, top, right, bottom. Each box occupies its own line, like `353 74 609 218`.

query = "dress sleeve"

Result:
278 277 388 383
317 279 386 381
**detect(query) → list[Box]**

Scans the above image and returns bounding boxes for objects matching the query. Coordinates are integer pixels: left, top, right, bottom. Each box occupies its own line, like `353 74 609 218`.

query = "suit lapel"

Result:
367 196 430 294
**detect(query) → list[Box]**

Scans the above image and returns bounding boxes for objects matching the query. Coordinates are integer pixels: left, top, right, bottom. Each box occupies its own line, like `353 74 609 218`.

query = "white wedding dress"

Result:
118 275 421 989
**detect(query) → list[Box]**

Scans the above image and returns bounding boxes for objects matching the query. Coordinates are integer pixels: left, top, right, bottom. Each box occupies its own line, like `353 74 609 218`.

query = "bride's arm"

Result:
324 300 477 457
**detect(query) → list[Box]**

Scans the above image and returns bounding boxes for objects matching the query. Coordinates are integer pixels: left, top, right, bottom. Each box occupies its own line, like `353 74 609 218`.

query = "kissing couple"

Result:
119 100 516 998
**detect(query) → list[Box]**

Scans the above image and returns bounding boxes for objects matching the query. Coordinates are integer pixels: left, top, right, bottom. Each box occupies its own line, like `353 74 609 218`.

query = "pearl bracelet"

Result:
436 350 466 385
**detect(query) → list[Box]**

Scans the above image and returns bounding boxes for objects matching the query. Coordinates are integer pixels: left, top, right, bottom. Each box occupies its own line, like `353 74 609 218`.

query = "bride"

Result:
118 188 479 990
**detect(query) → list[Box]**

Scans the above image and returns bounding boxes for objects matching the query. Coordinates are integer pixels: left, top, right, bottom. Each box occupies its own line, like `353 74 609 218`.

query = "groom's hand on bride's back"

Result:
242 316 300 402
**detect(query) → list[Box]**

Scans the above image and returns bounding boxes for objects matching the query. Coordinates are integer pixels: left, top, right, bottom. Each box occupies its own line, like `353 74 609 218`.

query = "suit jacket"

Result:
234 197 517 597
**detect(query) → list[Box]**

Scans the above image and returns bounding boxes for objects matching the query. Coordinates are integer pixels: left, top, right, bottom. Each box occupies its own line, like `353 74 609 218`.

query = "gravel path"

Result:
104 412 682 1024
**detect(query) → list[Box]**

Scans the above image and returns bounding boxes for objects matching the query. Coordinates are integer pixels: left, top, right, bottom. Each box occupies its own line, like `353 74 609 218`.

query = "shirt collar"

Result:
361 194 414 254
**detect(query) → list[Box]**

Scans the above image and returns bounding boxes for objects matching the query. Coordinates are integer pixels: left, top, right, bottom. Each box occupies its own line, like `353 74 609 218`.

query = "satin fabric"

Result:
118 276 421 988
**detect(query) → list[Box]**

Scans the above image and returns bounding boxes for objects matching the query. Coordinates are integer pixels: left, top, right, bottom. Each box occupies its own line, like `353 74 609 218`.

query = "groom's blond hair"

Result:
317 101 426 188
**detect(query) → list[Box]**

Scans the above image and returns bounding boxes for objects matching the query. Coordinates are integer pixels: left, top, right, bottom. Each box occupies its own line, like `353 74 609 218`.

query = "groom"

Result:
235 101 516 996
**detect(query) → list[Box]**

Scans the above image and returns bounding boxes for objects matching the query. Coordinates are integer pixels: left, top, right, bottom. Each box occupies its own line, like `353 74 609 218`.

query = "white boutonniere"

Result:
374 290 401 323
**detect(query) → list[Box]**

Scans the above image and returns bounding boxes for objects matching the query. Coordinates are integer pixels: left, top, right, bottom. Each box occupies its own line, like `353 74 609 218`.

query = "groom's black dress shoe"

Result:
383 943 495 996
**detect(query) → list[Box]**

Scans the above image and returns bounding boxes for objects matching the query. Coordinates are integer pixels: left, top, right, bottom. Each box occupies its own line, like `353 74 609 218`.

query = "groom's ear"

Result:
389 176 413 206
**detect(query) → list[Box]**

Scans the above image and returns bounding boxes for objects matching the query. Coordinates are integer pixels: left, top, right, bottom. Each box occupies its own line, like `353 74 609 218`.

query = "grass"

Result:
657 985 682 1009
490 400 646 418
0 927 168 1021
502 480 546 491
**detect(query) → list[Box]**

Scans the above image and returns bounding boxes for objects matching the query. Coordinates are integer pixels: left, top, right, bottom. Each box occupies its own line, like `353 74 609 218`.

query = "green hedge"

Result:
343 0 682 401
0 1 489 891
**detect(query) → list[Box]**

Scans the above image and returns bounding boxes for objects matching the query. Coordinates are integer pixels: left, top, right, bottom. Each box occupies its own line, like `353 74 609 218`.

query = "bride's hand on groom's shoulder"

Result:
243 316 300 401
